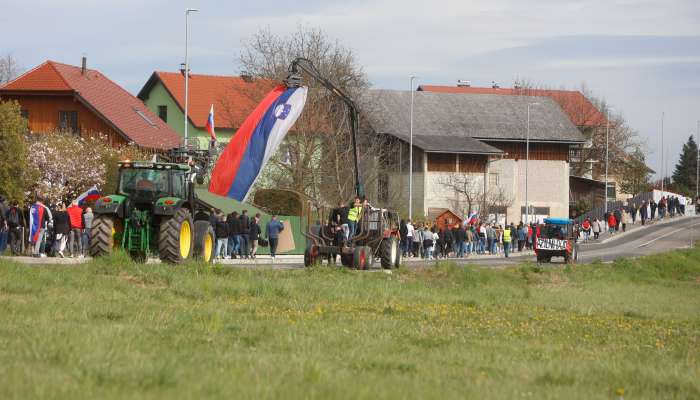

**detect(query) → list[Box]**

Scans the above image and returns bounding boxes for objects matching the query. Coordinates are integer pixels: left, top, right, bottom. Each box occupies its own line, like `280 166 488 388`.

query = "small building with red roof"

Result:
137 71 277 148
0 58 181 150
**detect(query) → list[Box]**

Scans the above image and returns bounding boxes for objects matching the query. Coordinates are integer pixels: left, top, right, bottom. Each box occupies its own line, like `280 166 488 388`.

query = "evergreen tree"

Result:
672 135 698 196
0 100 29 204
619 148 652 197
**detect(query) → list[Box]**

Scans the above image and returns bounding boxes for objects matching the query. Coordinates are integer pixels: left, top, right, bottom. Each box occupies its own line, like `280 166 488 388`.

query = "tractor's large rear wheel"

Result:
380 236 399 269
159 208 194 264
193 220 215 264
90 214 119 257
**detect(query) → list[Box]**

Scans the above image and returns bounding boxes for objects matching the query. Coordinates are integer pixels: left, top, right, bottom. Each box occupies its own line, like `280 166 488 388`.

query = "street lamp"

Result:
660 112 665 194
525 102 540 224
604 108 612 215
184 8 199 145
408 76 418 220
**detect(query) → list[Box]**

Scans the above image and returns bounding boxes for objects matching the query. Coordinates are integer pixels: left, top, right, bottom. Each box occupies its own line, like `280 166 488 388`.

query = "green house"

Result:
137 71 275 149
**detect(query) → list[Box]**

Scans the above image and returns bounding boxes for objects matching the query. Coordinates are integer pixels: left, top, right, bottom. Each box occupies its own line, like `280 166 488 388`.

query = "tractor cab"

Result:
535 218 579 264
117 161 191 206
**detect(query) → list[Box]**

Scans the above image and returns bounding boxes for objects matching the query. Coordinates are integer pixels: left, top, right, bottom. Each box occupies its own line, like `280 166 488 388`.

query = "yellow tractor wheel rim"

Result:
203 233 213 262
180 220 191 259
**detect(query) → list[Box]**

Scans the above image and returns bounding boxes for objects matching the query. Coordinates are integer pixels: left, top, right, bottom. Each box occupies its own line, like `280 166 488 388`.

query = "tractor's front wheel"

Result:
90 214 118 257
193 220 215 264
159 208 194 264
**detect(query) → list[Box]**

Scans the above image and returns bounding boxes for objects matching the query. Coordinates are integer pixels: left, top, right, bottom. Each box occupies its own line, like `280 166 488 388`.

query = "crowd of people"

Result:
577 195 689 242
398 219 538 260
0 196 94 258
205 208 286 261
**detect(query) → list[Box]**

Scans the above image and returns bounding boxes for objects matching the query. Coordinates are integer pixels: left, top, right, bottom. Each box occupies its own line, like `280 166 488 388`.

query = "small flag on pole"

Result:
205 104 216 141
74 185 101 206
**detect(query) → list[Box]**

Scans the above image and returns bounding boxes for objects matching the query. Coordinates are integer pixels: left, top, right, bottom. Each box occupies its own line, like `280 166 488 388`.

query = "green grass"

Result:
1 249 699 399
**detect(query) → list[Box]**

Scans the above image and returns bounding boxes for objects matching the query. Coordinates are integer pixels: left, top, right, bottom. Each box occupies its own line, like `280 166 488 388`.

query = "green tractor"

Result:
89 148 216 264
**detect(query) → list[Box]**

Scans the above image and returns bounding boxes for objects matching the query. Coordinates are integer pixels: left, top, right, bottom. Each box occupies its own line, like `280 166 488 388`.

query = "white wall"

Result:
388 159 570 224
489 159 569 223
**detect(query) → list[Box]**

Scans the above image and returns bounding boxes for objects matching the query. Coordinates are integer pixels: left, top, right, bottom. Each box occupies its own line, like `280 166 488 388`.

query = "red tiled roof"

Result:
418 85 607 128
141 72 277 129
0 61 182 149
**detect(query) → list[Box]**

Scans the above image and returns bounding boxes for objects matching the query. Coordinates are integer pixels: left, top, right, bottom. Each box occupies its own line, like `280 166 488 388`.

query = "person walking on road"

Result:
67 201 84 257
249 213 261 259
266 215 284 260
6 201 25 256
227 211 240 259
650 200 657 220
502 223 512 258
239 210 251 259
621 208 630 233
82 207 93 253
640 201 648 226
53 203 70 258
591 217 601 240
581 218 591 242
0 195 8 254
607 213 617 235
214 214 229 259
454 224 466 257
442 226 454 258
405 220 415 257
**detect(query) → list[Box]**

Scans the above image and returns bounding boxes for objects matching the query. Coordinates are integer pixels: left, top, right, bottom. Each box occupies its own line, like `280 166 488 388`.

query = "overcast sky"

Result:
2 0 699 177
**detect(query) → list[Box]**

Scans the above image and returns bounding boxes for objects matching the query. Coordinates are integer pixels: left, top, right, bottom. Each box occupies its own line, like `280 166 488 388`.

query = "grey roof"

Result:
412 134 502 154
361 90 585 151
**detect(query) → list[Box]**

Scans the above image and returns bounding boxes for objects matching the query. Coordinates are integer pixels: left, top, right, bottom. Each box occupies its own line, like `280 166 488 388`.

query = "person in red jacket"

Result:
607 213 617 235
67 201 84 257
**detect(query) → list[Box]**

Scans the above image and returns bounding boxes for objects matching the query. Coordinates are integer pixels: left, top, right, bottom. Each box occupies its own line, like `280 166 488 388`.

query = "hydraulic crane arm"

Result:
284 57 365 199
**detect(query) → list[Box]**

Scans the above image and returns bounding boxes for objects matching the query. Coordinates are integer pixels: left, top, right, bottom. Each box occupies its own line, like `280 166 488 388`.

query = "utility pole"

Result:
184 8 198 145
525 102 539 224
408 76 417 220
660 112 665 194
605 108 610 215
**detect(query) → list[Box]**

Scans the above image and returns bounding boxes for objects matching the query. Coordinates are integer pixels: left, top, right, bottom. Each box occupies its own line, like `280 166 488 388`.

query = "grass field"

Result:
1 249 699 400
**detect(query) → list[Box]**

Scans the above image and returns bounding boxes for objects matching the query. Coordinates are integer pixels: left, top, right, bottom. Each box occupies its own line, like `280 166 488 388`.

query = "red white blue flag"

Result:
209 85 307 201
74 185 101 206
205 104 216 141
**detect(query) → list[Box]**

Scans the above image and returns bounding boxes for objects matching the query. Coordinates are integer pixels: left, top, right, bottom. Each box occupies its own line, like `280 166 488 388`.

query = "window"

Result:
458 154 486 173
606 183 616 198
58 111 78 133
20 109 29 120
489 173 499 187
135 109 156 127
427 153 456 172
158 105 167 122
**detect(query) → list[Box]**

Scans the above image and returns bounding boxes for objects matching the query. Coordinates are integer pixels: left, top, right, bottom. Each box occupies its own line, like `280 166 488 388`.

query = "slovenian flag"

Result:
209 85 307 201
29 203 51 243
468 211 479 225
205 104 216 141
74 185 101 205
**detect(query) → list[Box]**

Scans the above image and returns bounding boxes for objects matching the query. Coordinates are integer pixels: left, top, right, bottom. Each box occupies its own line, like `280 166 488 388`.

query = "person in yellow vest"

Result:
347 197 363 243
502 223 512 258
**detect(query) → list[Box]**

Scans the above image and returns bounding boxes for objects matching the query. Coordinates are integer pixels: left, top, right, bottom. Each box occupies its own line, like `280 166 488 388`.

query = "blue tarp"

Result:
543 218 573 225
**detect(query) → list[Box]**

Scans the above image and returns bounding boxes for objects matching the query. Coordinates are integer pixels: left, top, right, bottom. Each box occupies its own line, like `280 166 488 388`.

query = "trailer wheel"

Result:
304 245 319 267
353 246 368 269
193 220 215 264
380 236 399 269
90 214 120 257
364 246 375 269
158 208 194 264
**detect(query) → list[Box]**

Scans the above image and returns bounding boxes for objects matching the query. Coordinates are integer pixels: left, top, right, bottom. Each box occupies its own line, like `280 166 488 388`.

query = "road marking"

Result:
637 222 700 248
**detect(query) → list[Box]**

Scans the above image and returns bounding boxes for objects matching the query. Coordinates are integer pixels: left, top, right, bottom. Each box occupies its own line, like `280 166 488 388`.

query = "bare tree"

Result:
0 53 21 84
438 174 484 215
237 26 396 208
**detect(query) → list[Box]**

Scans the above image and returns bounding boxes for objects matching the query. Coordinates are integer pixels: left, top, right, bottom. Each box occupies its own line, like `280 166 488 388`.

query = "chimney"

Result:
81 56 86 75
491 81 500 89
457 79 471 88
240 72 253 83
